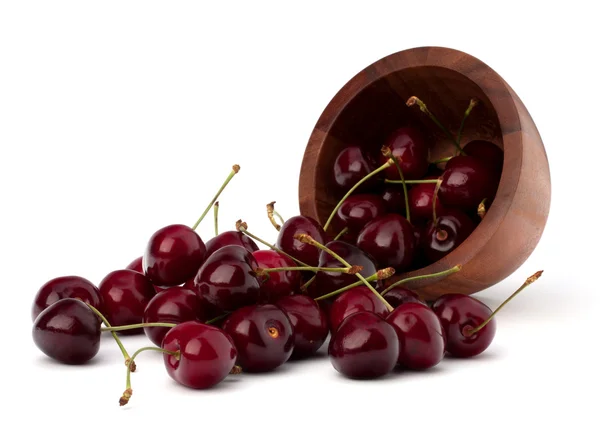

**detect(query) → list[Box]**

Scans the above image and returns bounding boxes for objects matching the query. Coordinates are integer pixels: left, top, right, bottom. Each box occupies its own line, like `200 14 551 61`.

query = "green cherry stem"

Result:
323 159 394 232
381 145 411 223
266 201 284 231
466 270 543 336
299 275 316 293
380 264 463 296
314 267 396 301
456 98 478 154
192 165 240 230
101 322 177 332
255 265 363 277
431 156 453 165
294 233 394 311
432 178 442 226
213 201 219 236
333 227 349 241
119 346 180 407
85 303 134 370
385 179 440 185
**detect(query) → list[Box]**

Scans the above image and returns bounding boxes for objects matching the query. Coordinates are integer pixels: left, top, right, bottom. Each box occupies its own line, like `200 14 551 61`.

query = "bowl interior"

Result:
313 65 503 231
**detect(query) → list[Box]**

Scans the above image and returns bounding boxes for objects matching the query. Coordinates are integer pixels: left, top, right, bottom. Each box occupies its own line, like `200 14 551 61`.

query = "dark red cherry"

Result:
383 287 425 308
382 186 407 214
333 146 378 192
253 250 301 302
337 194 386 232
276 295 329 358
143 224 207 287
463 140 504 177
276 216 327 267
422 208 475 263
329 311 399 379
380 127 429 180
194 245 260 312
98 269 155 333
432 294 496 358
439 156 496 211
386 302 445 369
127 256 167 294
205 231 259 258
222 304 294 372
356 214 415 271
32 276 102 321
328 286 390 332
311 241 377 298
408 178 445 221
32 298 101 365
162 321 237 389
143 287 207 347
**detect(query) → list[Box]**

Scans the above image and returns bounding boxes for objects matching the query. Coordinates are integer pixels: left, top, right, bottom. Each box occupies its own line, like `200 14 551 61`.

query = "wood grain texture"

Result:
299 46 551 300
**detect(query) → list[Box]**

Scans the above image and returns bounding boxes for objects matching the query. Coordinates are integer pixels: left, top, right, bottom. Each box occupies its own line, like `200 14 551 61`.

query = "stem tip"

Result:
232 164 240 174
119 388 132 407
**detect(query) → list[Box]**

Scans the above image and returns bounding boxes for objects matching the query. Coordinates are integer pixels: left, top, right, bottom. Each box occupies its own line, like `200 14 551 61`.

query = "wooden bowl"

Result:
299 46 551 301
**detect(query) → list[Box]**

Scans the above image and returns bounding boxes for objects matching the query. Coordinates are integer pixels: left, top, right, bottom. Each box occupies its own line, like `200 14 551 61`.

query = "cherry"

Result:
222 304 294 372
408 178 445 222
253 250 302 302
329 311 399 379
127 256 167 294
463 140 504 177
205 231 259 258
383 287 425 308
386 302 445 369
333 146 378 192
98 269 155 333
311 240 377 298
194 245 260 312
382 186 407 214
162 321 237 389
328 286 390 332
143 224 206 287
422 208 475 263
276 215 327 267
32 298 101 365
31 275 102 321
276 295 329 358
439 156 496 211
143 287 207 347
379 127 429 180
337 194 386 232
356 214 415 270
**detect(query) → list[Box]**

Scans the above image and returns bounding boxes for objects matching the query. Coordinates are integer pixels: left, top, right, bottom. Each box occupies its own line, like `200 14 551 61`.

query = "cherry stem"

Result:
406 96 466 155
380 264 463 296
314 267 395 301
381 146 411 222
120 346 180 407
266 201 283 232
385 179 439 184
229 365 242 375
467 270 544 335
294 234 394 311
432 178 442 225
101 322 177 332
456 98 478 154
333 227 349 241
299 275 316 293
213 201 219 236
236 220 313 269
431 156 453 165
205 313 229 325
255 265 363 276
478 198 487 219
85 303 134 370
323 159 394 232
191 165 240 230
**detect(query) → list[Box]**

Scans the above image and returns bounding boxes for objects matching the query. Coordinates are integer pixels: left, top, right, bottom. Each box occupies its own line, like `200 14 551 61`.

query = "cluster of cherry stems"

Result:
31 96 542 407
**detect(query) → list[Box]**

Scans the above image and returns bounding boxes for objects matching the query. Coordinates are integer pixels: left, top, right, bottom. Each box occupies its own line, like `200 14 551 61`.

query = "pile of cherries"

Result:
31 96 542 406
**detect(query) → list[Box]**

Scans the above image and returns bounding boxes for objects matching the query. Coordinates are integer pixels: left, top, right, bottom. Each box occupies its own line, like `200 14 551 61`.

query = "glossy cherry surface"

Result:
463 140 504 177
253 250 301 302
386 302 445 369
222 304 294 372
408 179 445 221
276 295 329 358
439 156 496 211
422 208 475 263
127 256 167 294
311 241 377 298
32 275 102 321
32 298 101 365
143 287 207 347
328 286 390 332
382 186 407 214
383 287 425 308
356 214 415 270
143 224 207 287
380 127 429 180
162 321 237 389
337 194 386 232
276 215 327 267
333 146 378 192
329 311 399 379
194 245 260 312
432 293 496 358
205 231 259 258
98 269 155 332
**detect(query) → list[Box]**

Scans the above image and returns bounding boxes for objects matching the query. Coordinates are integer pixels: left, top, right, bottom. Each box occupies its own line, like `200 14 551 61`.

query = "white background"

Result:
1 1 598 430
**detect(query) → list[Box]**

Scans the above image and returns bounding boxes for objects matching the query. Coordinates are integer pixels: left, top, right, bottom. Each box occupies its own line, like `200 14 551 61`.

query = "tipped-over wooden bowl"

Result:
299 46 551 300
